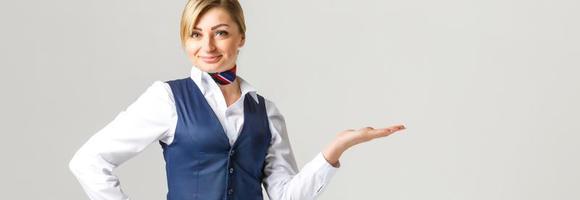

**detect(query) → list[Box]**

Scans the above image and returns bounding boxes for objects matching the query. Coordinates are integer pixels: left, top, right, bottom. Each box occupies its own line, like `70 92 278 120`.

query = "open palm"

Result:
337 124 406 149
322 124 406 167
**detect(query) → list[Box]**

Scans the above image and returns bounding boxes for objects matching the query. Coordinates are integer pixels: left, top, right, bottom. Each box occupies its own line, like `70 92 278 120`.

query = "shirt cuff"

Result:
320 152 341 168
315 151 340 171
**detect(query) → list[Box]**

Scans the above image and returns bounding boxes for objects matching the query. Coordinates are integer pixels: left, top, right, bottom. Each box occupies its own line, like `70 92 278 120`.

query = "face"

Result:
184 7 245 73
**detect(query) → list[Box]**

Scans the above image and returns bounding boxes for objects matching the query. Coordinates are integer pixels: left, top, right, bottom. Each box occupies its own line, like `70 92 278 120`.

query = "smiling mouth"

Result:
200 55 222 63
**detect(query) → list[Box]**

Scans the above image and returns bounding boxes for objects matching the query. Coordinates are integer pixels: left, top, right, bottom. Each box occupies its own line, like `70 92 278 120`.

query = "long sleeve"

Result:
262 100 339 200
68 81 177 200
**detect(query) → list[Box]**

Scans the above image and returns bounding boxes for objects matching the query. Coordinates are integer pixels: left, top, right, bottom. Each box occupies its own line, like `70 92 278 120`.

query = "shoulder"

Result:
259 95 289 142
155 76 196 102
259 95 285 121
131 80 175 108
146 80 173 98
163 77 190 85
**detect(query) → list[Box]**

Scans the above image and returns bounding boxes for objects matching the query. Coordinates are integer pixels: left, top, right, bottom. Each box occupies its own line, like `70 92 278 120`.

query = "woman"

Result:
68 0 406 200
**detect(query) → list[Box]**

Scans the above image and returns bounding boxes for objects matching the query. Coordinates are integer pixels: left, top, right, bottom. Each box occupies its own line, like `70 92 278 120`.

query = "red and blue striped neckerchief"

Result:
208 64 237 85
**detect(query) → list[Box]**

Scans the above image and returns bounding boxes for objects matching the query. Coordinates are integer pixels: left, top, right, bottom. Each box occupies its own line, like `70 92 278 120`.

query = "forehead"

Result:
195 7 234 28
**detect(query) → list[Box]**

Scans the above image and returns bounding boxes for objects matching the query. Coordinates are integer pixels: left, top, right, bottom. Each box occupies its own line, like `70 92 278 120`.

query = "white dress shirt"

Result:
69 66 339 200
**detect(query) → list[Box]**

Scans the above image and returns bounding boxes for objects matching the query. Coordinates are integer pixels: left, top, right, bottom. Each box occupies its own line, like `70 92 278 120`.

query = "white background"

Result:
1 0 579 199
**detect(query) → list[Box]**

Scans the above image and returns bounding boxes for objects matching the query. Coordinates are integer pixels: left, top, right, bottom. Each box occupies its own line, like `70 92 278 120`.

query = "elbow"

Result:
68 151 86 177
68 154 80 176
68 150 116 179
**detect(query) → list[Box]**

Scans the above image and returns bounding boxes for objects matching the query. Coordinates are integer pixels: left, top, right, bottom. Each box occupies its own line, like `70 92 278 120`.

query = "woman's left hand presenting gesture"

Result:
322 124 406 167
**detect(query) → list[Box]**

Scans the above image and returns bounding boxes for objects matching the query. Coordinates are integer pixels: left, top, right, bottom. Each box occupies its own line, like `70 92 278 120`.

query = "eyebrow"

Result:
193 24 229 31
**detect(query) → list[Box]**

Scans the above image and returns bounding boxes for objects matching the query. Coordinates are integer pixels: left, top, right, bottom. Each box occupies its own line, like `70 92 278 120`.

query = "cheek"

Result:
184 45 203 66
217 41 240 55
185 42 200 57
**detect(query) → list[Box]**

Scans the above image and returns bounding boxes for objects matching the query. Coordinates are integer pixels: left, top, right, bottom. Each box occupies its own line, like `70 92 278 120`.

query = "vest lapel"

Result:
186 78 231 148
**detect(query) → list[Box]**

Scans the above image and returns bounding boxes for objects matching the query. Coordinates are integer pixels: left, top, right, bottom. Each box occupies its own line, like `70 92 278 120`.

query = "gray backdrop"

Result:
2 0 579 199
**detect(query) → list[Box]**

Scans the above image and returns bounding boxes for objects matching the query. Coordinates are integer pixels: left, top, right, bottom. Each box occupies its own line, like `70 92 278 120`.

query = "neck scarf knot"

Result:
208 64 237 85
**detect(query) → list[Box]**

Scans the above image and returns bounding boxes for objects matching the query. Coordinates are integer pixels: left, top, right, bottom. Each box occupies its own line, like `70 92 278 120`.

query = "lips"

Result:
200 55 222 64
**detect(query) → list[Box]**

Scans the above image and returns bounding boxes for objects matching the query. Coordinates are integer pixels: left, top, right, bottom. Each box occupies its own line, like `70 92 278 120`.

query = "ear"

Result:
238 35 245 48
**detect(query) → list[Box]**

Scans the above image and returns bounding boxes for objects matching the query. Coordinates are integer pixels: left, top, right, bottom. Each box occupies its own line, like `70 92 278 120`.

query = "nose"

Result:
201 34 216 52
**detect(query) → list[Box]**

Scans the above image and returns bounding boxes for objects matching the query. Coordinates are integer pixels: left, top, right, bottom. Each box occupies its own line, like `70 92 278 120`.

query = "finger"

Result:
369 126 405 138
367 128 394 138
357 126 374 132
390 124 406 131
379 124 405 131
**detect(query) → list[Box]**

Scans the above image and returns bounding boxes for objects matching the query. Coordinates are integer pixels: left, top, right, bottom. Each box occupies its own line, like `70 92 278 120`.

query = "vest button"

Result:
229 167 234 174
228 188 234 195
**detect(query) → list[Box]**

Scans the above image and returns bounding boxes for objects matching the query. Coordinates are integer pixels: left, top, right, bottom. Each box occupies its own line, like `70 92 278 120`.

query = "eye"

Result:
216 30 229 37
191 32 201 38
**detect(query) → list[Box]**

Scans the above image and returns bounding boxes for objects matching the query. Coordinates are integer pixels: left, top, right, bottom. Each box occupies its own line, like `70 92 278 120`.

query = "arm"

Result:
262 100 339 200
262 100 407 200
322 125 406 166
68 81 176 200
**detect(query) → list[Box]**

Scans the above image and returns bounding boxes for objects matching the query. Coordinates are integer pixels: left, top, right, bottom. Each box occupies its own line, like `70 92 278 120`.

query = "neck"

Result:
218 78 241 107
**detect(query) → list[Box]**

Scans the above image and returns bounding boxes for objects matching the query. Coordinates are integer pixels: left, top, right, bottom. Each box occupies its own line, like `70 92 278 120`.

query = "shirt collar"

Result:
189 65 260 104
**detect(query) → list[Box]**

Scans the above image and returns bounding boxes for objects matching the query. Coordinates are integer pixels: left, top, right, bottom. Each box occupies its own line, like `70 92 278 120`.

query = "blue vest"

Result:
159 77 272 200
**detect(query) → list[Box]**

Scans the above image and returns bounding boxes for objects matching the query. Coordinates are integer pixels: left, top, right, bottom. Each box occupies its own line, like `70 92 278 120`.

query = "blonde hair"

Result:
179 0 246 49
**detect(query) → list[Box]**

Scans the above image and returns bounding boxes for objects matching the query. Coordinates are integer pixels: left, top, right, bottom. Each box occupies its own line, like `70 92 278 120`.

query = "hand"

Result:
322 124 406 167
337 124 406 149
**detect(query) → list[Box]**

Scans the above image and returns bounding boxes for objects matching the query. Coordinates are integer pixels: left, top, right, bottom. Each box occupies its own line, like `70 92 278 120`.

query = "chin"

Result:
196 61 236 73
195 62 222 73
